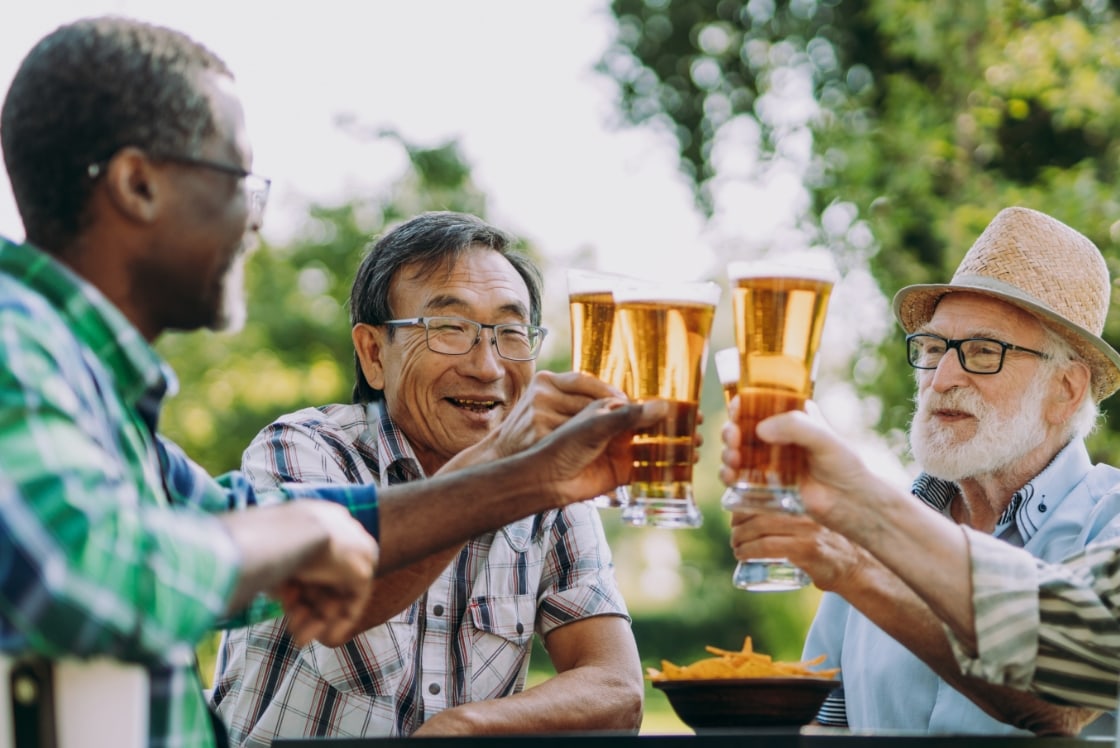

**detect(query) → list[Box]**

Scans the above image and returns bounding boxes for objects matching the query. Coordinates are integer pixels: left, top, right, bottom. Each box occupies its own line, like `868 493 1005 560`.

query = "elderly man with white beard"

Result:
727 207 1120 736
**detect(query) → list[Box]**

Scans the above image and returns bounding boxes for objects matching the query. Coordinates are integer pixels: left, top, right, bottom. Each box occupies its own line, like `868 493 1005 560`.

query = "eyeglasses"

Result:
87 153 272 225
382 316 548 361
906 333 1049 375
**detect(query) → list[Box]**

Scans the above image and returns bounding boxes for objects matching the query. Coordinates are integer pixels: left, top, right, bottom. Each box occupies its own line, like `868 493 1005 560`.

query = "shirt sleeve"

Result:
0 313 241 661
946 527 1120 710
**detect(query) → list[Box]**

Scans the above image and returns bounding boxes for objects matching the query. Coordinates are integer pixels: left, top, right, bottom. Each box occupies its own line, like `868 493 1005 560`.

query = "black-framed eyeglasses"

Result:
382 316 547 361
87 153 271 225
906 332 1049 375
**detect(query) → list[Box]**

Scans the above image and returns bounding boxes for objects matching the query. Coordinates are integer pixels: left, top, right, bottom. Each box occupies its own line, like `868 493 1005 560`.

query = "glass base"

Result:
732 559 810 591
587 486 629 509
620 497 702 529
721 485 803 514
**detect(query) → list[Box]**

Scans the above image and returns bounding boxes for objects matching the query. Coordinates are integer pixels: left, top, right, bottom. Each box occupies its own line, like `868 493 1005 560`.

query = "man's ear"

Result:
100 146 160 224
352 323 386 391
1048 359 1092 425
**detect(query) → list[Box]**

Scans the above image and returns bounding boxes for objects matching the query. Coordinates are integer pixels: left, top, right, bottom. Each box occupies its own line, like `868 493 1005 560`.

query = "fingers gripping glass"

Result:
906 333 1049 374
382 316 547 361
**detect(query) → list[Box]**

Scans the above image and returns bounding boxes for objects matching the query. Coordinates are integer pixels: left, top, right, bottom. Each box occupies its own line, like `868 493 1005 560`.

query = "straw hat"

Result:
893 206 1120 402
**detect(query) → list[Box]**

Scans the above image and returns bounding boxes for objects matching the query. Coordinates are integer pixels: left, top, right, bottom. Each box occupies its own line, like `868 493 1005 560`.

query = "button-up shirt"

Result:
806 440 1120 734
0 237 379 748
210 402 628 745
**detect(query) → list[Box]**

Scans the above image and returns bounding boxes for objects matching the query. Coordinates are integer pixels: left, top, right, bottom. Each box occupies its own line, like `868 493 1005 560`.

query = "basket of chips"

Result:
647 636 839 731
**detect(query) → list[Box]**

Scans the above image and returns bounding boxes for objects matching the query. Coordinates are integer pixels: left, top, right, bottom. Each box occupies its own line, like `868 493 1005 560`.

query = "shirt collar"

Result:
911 440 1090 544
364 400 425 487
0 238 174 425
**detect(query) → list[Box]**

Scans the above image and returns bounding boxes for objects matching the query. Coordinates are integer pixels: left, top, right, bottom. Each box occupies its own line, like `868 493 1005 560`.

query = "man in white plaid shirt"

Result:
210 211 642 744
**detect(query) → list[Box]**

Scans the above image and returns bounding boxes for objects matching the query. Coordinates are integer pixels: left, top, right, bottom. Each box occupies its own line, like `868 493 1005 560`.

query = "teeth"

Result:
451 398 497 409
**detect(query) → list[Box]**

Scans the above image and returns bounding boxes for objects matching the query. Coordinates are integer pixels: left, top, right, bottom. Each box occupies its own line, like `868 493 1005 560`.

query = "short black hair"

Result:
349 211 543 404
1 16 232 250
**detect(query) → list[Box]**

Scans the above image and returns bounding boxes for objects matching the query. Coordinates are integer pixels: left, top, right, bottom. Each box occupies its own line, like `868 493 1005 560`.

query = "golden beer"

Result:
727 265 834 507
615 294 716 513
569 291 628 389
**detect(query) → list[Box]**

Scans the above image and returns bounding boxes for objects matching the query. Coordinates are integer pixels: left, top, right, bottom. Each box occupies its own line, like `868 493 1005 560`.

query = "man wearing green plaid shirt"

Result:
0 17 661 748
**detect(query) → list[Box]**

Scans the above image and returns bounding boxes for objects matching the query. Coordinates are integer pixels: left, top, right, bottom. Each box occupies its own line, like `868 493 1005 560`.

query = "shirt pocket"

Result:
466 594 536 700
310 604 418 697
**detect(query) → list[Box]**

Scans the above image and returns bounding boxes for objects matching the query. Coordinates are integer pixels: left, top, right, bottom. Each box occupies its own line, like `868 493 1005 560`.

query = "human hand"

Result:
448 371 623 471
720 398 882 538
276 502 379 647
729 510 869 592
527 396 671 506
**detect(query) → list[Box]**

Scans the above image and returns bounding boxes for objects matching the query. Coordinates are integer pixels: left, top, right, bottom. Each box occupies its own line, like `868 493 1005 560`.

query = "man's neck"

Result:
951 438 1068 531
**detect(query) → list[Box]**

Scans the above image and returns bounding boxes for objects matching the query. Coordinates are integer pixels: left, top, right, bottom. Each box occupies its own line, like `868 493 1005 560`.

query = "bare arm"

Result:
412 616 644 735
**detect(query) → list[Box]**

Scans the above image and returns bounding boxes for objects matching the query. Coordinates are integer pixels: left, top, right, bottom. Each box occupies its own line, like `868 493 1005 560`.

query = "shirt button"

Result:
516 622 524 635
428 683 441 695
432 604 444 616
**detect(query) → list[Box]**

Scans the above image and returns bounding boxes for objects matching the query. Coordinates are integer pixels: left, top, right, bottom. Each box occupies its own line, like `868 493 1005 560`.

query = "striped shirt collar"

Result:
911 439 1089 544
0 238 174 423
363 400 426 487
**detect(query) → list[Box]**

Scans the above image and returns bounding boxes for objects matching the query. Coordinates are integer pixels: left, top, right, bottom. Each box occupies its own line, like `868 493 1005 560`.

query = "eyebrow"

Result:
424 294 530 321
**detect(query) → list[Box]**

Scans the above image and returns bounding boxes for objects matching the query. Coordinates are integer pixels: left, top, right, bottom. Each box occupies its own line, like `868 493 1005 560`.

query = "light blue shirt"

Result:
805 440 1120 734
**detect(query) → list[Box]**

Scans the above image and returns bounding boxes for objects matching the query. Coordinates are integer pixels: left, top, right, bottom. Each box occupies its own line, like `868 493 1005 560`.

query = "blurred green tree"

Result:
599 0 1120 461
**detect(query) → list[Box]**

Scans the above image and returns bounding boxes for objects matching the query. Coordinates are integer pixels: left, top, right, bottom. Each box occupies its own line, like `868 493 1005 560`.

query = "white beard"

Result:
213 252 247 333
909 373 1049 481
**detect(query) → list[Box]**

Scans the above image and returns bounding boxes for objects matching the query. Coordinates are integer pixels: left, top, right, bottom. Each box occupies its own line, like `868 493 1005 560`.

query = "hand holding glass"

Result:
714 348 810 590
721 260 835 590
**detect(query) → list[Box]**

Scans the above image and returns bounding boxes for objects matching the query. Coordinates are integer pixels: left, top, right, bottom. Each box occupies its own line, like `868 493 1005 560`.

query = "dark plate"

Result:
652 676 839 731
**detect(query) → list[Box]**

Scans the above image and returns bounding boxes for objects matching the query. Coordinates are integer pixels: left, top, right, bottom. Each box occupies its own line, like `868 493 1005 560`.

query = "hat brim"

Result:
893 275 1120 402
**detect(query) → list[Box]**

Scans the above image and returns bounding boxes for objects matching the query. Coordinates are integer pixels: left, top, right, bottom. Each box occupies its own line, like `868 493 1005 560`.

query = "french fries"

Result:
646 636 840 681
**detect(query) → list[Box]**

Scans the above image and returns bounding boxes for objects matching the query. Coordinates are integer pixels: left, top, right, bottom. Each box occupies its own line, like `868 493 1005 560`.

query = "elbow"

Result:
606 671 645 731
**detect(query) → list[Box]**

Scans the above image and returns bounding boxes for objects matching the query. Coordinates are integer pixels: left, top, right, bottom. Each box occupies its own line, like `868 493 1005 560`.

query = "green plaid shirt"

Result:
0 238 379 747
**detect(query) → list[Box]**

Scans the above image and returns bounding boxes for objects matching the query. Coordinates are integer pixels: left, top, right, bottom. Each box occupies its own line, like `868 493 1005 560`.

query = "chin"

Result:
210 256 248 332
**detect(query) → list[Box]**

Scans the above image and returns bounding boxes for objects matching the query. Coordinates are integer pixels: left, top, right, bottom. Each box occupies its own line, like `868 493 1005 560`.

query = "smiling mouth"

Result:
448 398 500 413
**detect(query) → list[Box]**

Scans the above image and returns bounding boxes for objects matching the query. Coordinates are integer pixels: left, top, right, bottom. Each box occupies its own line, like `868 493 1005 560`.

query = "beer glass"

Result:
722 259 835 590
615 279 720 529
714 346 810 591
567 269 632 508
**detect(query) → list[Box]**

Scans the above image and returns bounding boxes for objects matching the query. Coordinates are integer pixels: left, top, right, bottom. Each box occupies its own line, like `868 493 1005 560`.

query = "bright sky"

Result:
0 0 731 282
0 0 910 483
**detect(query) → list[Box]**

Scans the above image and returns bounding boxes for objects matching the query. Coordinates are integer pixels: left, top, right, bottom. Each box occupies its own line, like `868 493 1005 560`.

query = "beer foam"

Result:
727 257 839 283
566 268 635 295
613 280 721 306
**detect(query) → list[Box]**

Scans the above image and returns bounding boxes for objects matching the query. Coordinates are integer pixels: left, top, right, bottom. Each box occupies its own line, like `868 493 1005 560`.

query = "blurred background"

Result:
6 0 1120 734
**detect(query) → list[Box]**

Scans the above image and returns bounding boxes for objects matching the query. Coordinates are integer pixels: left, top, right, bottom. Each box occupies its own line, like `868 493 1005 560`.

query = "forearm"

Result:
376 451 557 573
832 479 979 649
414 661 643 735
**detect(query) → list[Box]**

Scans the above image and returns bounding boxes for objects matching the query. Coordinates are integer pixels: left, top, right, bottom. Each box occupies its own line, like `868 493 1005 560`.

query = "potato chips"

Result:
646 636 839 681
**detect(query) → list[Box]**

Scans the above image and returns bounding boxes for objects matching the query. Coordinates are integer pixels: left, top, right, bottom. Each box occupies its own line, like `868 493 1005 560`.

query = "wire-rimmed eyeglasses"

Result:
906 332 1049 375
87 153 271 226
382 316 548 361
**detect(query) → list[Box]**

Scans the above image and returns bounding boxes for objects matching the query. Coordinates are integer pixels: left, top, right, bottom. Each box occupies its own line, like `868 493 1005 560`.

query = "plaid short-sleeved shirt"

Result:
0 238 379 748
210 402 630 745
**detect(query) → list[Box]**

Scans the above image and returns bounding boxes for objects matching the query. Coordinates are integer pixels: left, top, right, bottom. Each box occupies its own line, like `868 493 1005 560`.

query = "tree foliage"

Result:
600 0 1120 459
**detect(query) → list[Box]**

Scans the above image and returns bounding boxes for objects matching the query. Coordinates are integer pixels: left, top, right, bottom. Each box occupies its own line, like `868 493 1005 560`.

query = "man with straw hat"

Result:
724 206 1120 734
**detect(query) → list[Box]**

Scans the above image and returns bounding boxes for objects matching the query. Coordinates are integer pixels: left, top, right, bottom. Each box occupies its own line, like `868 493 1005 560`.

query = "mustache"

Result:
915 387 989 418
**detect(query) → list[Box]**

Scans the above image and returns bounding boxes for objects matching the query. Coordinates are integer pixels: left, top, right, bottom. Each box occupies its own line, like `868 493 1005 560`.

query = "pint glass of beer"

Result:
724 258 835 512
714 346 811 590
614 279 720 529
568 269 632 508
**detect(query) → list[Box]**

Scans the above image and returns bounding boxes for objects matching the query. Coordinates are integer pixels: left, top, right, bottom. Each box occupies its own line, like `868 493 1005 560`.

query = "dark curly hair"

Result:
1 16 232 251
349 211 543 404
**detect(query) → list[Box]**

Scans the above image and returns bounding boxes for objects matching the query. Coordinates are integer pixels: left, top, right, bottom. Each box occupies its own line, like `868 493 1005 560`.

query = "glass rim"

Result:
727 258 838 284
612 279 721 306
566 268 638 295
